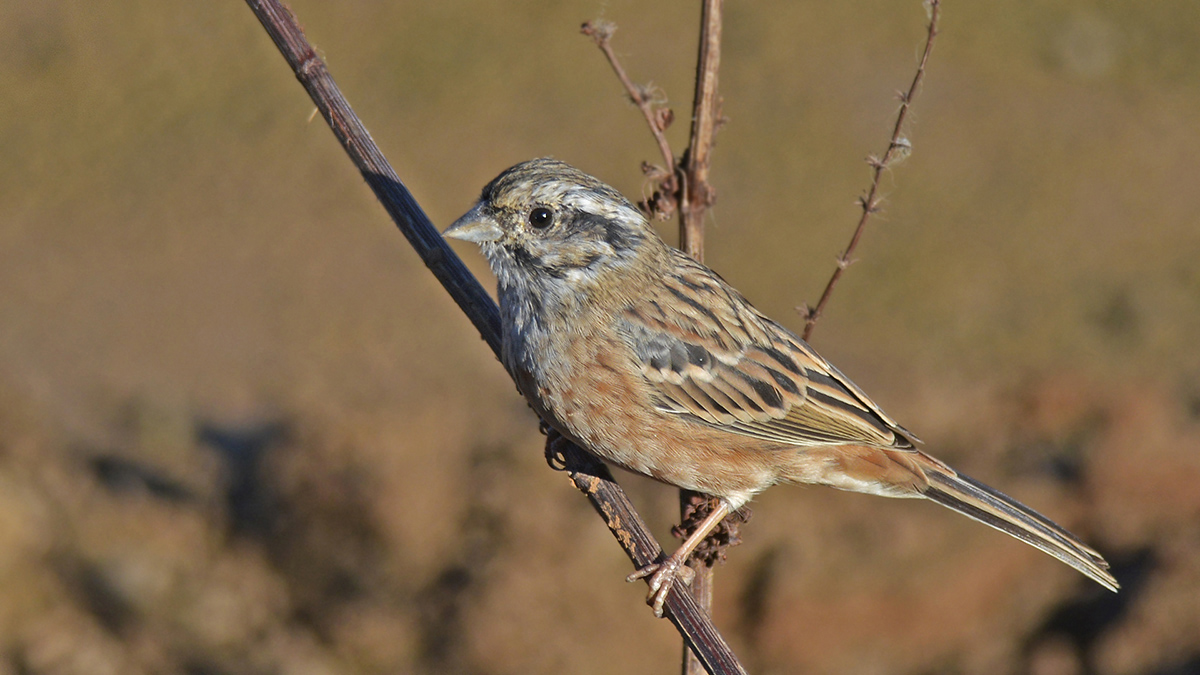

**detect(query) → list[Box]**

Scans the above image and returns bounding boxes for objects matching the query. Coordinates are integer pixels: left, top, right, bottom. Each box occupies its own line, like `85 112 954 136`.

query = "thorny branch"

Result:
243 1 745 674
580 20 682 223
802 0 941 341
581 19 678 214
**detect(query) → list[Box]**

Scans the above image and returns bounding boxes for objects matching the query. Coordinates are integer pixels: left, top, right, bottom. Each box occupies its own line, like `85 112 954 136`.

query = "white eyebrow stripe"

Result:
565 190 642 221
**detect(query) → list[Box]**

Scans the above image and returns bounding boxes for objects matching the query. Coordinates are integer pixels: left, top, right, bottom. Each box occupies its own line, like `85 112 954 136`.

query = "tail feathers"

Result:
915 453 1119 592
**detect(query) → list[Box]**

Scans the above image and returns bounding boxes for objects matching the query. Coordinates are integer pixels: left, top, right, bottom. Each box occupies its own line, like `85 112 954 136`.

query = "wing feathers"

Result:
625 263 913 449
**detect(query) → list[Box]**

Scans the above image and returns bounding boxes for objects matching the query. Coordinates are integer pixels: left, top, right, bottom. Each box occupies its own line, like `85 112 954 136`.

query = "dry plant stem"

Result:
679 2 724 673
581 22 676 182
679 0 723 263
242 1 745 673
801 0 940 341
679 493 717 675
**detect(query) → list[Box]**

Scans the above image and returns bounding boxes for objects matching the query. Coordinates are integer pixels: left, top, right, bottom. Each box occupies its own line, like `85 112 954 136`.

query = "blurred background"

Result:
2 1 1198 673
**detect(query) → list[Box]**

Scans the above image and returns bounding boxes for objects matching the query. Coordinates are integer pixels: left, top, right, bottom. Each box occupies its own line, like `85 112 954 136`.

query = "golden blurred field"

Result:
2 1 1198 673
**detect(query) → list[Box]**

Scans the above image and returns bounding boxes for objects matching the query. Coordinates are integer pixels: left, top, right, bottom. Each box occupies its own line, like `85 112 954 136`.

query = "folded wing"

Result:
620 251 917 451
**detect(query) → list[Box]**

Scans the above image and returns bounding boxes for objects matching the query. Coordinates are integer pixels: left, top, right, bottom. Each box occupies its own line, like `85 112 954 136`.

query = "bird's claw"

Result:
627 558 696 617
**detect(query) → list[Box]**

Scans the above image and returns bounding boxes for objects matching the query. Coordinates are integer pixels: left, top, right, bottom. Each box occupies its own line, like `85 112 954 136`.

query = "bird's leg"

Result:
627 498 733 617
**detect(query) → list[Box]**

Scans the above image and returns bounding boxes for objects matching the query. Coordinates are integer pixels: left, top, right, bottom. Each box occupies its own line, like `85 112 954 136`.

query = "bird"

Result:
444 157 1118 617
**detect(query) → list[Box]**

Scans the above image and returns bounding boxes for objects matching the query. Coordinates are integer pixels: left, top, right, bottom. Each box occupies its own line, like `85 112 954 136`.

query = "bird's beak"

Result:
444 204 503 243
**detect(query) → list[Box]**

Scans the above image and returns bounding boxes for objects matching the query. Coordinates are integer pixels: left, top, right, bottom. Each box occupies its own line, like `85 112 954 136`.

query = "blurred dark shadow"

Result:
415 443 512 675
181 660 236 675
56 556 137 636
87 454 196 504
1023 546 1156 675
198 419 288 537
199 418 392 639
1147 653 1200 675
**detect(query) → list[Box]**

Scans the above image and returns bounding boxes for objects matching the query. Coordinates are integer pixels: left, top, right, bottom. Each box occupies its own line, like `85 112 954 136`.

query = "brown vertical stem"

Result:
679 0 723 262
680 2 724 674
684 558 715 675
680 495 717 675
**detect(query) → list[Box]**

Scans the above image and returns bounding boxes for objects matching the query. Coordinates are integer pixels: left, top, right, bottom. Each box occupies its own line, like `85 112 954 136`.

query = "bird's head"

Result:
445 158 662 302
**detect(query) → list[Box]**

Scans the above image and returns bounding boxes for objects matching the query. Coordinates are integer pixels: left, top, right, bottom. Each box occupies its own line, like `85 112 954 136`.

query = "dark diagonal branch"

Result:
802 0 940 341
242 1 501 355
242 1 745 674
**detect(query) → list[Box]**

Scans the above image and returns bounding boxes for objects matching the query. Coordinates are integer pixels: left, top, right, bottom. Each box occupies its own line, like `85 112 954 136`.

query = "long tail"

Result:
906 451 1118 592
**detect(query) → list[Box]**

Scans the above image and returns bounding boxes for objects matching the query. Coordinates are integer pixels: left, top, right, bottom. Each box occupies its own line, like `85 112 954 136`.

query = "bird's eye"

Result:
528 207 553 229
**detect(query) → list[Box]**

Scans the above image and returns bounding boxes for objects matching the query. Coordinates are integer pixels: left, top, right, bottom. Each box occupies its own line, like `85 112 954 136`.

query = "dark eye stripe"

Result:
601 219 635 251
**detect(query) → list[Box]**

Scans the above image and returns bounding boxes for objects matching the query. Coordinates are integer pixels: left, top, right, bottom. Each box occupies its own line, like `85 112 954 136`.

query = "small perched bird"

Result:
445 158 1118 616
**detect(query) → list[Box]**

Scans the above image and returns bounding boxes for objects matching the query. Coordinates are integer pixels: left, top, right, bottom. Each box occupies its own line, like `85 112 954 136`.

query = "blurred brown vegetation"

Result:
2 1 1199 674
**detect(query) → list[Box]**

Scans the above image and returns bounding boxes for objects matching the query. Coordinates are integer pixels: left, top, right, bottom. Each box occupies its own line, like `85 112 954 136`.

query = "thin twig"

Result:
802 0 940 341
581 21 677 187
242 1 745 673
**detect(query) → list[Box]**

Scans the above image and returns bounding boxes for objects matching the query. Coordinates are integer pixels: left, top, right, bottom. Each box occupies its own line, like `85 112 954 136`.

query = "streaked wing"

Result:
619 251 917 450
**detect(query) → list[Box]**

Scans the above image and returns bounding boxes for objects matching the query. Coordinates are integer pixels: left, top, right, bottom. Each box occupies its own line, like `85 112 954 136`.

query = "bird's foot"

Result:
627 557 695 617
